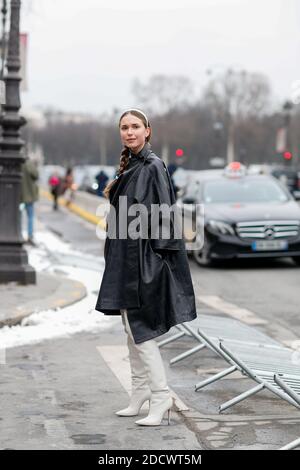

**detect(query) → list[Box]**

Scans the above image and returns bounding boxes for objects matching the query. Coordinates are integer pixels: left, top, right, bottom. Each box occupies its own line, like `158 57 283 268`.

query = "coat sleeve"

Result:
135 160 181 252
27 161 39 181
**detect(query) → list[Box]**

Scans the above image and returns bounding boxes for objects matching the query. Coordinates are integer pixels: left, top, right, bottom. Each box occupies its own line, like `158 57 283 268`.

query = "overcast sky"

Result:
20 0 300 115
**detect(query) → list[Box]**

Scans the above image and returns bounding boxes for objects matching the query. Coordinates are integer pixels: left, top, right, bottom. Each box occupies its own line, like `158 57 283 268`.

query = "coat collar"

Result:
129 142 152 161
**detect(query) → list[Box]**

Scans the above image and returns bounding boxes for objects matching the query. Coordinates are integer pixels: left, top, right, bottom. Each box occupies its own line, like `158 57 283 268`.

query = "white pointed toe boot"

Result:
115 388 151 417
118 309 173 424
135 392 173 426
131 326 174 426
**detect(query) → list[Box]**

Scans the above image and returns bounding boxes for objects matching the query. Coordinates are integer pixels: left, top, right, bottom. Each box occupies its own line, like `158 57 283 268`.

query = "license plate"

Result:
251 240 288 251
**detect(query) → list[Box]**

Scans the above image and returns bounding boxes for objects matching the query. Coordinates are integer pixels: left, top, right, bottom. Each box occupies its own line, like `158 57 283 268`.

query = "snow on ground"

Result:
0 229 119 351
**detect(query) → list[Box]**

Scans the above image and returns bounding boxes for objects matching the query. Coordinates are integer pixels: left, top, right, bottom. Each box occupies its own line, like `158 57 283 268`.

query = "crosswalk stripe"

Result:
198 295 267 325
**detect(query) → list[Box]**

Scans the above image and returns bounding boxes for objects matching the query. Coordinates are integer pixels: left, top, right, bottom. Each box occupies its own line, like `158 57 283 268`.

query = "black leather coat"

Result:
95 143 197 343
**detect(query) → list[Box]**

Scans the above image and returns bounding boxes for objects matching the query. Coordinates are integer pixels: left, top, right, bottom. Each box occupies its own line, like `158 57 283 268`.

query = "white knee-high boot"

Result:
133 337 173 426
115 310 151 417
119 310 173 426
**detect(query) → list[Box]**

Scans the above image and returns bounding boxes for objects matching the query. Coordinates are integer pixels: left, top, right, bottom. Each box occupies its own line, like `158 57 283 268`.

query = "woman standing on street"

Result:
95 109 197 426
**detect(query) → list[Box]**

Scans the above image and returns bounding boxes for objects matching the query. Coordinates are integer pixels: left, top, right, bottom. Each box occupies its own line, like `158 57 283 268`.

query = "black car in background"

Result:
178 163 300 266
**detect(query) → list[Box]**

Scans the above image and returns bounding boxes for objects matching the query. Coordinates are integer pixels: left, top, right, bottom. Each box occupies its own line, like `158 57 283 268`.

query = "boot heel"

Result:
135 395 173 426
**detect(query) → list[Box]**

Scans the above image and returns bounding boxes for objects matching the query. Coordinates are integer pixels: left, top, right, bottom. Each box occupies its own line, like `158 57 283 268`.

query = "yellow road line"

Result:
40 189 106 229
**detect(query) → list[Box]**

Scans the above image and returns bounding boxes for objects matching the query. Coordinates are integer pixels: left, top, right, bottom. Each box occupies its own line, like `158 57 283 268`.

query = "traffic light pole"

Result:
282 100 293 166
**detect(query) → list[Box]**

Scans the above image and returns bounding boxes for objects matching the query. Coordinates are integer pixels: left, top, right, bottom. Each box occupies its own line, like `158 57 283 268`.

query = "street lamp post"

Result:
206 65 246 164
1 0 7 79
0 0 36 284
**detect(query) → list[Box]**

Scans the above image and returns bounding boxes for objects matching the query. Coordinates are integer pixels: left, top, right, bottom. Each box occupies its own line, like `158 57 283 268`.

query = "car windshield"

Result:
203 178 289 203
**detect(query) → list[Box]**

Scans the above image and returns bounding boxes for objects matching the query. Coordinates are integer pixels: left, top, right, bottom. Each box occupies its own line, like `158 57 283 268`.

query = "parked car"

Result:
177 162 300 266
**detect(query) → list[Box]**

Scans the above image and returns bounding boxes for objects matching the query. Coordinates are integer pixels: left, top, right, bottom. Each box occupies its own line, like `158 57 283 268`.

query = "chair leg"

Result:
158 331 186 348
170 343 206 365
195 365 238 391
219 383 265 413
280 437 300 451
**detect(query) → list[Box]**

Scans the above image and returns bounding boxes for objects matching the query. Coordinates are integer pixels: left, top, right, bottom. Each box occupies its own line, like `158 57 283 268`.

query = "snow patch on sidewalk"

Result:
0 230 119 351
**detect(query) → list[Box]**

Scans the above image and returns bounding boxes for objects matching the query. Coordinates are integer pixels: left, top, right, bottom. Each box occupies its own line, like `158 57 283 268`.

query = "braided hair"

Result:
103 109 151 199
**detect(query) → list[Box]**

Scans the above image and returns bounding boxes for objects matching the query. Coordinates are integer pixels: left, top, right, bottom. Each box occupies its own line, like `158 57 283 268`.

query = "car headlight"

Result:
207 220 235 236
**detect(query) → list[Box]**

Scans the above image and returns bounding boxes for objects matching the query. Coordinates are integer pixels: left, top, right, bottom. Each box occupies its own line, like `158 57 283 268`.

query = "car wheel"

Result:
193 235 213 267
292 256 300 266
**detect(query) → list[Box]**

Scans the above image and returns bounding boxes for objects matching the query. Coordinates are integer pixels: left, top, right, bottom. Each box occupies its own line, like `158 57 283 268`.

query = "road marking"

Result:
97 345 131 392
40 188 106 229
97 345 189 411
197 295 267 325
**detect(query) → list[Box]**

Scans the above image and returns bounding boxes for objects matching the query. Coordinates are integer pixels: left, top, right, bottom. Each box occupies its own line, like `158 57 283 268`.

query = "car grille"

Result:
236 220 300 240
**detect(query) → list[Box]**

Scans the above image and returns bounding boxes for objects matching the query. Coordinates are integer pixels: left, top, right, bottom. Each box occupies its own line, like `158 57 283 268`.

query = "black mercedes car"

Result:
178 163 300 266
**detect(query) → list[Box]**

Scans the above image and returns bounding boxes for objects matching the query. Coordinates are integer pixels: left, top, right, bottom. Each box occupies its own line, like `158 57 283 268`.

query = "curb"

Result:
0 273 87 328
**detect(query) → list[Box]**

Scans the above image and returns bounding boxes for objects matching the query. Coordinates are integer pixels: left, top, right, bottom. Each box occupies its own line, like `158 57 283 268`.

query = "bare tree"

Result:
131 74 195 164
203 69 271 162
204 69 271 118
132 74 195 116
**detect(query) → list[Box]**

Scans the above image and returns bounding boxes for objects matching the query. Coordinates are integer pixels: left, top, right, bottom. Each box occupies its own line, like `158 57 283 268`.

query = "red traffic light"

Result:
175 148 184 157
283 151 292 160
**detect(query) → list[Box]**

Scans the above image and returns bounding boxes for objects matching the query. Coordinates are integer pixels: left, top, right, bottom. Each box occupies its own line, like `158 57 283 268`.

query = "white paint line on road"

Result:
97 345 189 412
198 295 268 326
96 345 131 393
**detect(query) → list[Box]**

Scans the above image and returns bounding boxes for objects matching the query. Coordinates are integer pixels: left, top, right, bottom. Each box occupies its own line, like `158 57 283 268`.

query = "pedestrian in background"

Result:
48 171 61 210
95 109 196 426
21 156 39 246
95 169 109 197
62 167 75 206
